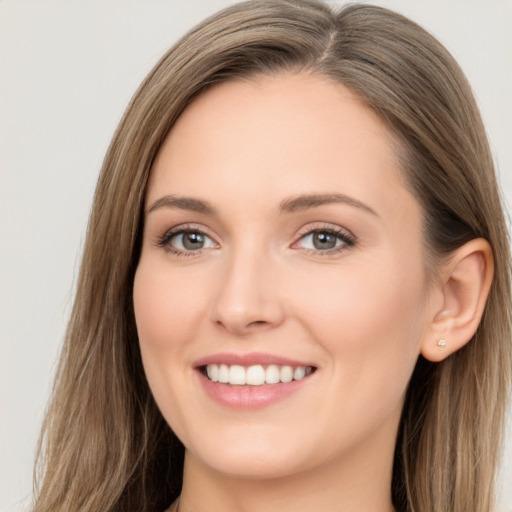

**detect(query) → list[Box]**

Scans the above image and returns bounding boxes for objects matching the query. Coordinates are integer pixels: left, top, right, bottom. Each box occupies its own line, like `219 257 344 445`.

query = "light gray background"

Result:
1 1 511 511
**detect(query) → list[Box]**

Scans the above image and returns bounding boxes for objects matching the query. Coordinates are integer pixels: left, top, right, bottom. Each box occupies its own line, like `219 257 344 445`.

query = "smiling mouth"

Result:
201 364 316 386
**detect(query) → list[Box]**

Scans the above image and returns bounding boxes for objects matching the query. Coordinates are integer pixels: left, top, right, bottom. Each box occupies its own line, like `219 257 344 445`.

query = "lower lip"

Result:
196 370 313 409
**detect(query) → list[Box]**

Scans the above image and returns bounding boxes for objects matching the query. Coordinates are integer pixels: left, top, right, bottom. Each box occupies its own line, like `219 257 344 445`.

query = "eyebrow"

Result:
279 193 378 216
147 195 216 215
147 193 378 217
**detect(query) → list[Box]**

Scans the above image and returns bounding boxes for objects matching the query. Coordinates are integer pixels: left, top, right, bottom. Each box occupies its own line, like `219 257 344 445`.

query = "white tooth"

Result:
305 366 313 375
229 365 246 385
207 364 219 382
246 365 266 385
293 366 306 380
218 364 229 383
265 364 280 384
280 365 293 383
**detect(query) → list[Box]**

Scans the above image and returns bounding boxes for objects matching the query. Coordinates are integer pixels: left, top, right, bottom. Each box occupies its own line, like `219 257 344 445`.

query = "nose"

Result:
210 247 285 336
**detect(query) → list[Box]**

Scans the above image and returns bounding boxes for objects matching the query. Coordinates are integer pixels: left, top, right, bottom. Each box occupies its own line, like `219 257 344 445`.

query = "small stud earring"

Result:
437 339 447 350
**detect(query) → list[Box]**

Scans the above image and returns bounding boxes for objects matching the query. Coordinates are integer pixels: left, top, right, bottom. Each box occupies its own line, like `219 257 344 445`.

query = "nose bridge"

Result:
210 236 284 334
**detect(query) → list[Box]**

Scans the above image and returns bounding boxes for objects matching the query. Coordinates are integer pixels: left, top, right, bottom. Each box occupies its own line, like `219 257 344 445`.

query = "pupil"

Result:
313 232 336 250
183 232 204 250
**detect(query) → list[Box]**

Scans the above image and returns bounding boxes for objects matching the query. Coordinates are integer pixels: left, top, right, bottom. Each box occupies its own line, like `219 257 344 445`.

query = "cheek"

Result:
132 260 210 416
296 260 424 336
290 257 427 392
297 267 425 460
133 260 216 438
133 262 209 353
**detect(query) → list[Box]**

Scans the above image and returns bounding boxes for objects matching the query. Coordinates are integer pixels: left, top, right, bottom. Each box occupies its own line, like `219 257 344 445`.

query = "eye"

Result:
294 226 356 254
157 226 218 256
171 231 215 251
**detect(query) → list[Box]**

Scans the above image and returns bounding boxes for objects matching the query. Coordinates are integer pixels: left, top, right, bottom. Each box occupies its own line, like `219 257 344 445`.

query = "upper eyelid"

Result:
163 223 216 238
153 223 219 249
294 222 356 240
288 221 357 254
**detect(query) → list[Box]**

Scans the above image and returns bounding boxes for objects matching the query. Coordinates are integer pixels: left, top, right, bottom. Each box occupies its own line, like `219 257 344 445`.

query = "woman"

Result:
33 1 511 511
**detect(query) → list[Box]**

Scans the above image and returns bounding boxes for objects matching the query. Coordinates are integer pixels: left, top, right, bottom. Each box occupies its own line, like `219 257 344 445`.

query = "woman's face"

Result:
134 73 437 480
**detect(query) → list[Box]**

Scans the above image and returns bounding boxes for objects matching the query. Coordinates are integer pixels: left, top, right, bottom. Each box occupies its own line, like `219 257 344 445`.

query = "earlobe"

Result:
421 238 494 362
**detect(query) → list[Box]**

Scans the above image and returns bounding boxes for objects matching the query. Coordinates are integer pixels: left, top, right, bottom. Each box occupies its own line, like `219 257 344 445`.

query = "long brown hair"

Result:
34 2 511 511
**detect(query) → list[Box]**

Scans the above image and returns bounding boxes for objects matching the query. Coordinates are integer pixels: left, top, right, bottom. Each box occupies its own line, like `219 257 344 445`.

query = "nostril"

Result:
214 318 270 335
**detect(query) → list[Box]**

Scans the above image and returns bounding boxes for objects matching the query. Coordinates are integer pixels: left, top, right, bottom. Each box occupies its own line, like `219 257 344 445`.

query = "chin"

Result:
196 452 307 481
184 426 312 480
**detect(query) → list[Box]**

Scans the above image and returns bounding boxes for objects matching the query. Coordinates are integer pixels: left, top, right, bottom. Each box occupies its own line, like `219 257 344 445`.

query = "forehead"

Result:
147 72 415 222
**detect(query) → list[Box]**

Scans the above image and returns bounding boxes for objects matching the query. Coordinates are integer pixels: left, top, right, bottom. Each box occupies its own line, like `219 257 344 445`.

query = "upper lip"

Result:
193 352 316 368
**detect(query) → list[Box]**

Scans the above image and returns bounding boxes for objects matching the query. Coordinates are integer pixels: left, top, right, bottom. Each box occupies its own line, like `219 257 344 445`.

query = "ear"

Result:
421 238 494 362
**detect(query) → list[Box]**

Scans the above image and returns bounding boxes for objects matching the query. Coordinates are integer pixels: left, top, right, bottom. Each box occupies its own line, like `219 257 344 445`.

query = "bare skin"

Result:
137 73 492 512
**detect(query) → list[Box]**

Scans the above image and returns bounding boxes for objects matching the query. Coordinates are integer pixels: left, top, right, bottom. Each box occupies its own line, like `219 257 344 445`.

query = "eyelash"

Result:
294 225 357 256
155 223 357 258
155 223 216 258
